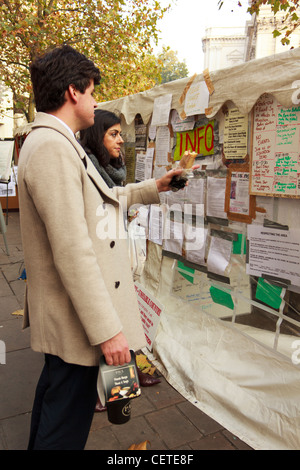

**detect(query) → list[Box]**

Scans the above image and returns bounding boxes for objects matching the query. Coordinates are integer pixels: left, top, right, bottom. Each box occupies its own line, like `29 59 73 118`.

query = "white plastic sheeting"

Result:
139 242 300 450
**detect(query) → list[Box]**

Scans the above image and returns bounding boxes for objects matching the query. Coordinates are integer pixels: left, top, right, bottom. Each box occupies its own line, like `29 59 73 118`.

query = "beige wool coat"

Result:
18 112 160 366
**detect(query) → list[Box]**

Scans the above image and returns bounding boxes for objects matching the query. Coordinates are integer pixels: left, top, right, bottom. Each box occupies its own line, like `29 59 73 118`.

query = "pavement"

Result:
0 210 253 451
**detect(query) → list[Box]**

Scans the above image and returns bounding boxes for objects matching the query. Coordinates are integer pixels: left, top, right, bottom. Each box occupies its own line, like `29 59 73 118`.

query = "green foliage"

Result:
156 47 189 84
0 0 170 121
218 0 300 45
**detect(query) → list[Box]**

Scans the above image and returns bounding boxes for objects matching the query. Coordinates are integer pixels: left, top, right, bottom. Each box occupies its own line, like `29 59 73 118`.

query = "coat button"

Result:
115 281 120 289
110 241 115 248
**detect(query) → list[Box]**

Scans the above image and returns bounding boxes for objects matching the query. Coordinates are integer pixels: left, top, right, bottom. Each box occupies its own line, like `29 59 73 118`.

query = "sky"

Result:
155 0 252 74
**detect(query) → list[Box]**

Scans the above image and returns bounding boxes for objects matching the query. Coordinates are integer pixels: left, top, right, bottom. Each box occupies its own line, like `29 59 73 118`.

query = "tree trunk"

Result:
27 92 35 123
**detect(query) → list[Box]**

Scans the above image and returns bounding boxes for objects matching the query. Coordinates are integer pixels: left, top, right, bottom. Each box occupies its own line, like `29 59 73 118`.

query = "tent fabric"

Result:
140 243 300 450
97 48 300 124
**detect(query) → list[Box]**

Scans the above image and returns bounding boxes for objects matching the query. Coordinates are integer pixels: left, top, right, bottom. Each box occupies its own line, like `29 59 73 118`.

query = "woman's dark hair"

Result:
80 109 123 168
30 45 101 112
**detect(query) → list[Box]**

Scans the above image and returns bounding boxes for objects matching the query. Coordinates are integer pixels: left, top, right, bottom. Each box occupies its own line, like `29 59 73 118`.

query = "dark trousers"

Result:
28 354 99 450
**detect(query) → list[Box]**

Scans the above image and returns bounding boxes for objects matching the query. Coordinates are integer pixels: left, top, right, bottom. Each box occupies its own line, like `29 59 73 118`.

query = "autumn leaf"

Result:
11 309 24 316
128 440 150 450
136 354 157 376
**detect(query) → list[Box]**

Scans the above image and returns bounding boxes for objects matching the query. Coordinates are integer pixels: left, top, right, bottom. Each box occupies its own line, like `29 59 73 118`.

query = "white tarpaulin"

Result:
97 48 300 125
139 242 300 450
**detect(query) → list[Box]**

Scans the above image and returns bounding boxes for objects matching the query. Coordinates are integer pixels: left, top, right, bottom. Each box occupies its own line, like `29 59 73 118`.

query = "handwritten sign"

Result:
173 121 214 161
250 94 300 198
184 80 210 117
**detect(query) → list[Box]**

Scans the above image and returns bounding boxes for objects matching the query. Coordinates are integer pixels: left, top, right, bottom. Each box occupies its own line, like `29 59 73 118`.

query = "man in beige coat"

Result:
18 45 184 450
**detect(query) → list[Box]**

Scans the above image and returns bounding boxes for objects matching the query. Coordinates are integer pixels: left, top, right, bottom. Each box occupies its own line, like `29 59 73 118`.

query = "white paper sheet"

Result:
151 93 172 126
207 236 232 276
149 205 164 245
247 225 300 287
145 147 154 180
184 81 210 117
135 152 146 182
206 176 227 219
185 226 208 265
155 126 170 166
170 109 195 132
163 217 183 256
185 177 206 205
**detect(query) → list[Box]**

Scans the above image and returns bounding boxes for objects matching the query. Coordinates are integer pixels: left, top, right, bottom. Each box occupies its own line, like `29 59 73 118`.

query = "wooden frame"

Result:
225 163 256 224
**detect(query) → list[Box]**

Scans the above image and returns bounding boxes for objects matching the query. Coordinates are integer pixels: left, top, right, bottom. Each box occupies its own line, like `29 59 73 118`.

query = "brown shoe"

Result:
137 367 161 387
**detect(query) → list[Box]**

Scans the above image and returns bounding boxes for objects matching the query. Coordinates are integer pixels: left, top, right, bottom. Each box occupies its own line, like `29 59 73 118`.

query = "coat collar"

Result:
31 112 119 204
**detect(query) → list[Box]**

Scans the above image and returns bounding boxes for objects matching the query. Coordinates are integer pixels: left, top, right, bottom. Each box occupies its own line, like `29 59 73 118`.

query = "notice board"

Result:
250 93 300 198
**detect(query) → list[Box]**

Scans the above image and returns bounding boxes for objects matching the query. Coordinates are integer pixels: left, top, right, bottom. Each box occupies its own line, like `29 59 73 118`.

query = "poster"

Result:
247 225 300 287
225 166 255 224
134 281 163 351
250 93 300 197
228 172 250 215
223 107 248 159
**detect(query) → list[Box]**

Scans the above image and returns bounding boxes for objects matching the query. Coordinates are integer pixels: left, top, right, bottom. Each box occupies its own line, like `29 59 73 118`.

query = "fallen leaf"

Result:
136 354 156 375
128 440 150 450
11 309 24 316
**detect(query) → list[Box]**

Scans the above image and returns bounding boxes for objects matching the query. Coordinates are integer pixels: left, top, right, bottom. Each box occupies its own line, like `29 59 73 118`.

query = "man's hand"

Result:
156 165 200 193
100 331 131 366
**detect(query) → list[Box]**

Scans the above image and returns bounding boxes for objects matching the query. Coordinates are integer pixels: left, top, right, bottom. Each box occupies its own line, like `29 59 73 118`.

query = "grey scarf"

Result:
88 153 126 188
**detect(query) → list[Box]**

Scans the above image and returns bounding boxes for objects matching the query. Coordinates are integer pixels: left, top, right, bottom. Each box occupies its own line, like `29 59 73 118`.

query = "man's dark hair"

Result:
30 45 101 112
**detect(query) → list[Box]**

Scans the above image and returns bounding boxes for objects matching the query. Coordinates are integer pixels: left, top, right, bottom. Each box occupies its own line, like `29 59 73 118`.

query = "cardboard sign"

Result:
134 281 163 351
173 122 214 161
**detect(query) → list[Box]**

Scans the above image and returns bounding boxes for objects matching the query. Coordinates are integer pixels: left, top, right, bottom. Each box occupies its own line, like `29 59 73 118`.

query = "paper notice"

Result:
223 107 248 159
206 176 227 219
247 225 300 287
207 236 232 276
135 152 146 182
229 172 250 215
151 94 172 127
184 80 210 117
163 217 183 256
170 109 195 132
149 205 164 245
185 226 208 266
185 177 206 205
155 126 170 166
